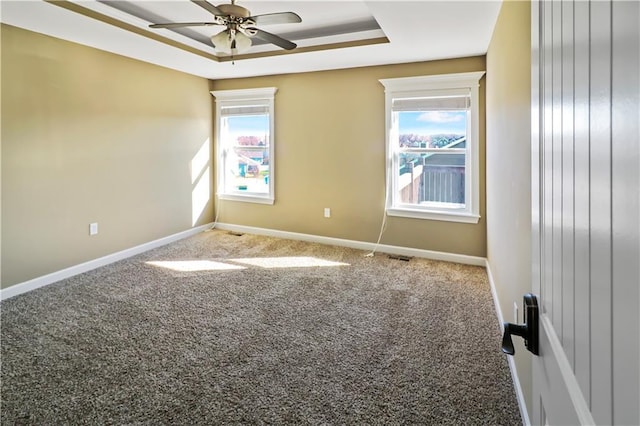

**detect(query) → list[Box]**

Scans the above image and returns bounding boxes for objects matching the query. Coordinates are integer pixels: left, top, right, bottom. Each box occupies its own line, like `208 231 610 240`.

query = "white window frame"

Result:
211 87 277 205
379 72 484 224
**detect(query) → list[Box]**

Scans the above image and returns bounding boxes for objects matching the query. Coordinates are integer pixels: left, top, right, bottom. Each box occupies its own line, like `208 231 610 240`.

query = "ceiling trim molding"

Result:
218 36 390 62
45 0 220 62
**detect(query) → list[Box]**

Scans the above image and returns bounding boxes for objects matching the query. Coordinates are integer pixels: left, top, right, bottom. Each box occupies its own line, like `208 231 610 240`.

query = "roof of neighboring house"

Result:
424 154 465 167
423 137 466 167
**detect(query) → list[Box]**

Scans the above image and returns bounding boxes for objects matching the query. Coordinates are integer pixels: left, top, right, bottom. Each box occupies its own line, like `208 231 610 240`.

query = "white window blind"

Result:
219 104 270 117
392 93 470 111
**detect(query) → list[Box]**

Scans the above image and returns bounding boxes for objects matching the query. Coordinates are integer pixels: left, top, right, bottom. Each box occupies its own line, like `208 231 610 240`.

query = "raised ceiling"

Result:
0 1 502 80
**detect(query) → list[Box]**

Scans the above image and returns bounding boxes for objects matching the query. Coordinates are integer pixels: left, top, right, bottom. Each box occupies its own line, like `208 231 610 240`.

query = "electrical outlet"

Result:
324 208 331 218
89 223 98 236
513 301 519 323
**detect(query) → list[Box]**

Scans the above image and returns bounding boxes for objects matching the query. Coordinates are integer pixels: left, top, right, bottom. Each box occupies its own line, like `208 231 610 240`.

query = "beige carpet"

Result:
1 229 521 425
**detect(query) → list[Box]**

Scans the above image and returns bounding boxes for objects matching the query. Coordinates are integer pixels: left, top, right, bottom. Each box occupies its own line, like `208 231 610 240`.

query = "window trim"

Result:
211 87 277 205
379 72 485 224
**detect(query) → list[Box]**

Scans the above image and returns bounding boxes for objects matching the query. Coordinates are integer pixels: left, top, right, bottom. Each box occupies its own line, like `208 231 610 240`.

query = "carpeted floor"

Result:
1 230 521 425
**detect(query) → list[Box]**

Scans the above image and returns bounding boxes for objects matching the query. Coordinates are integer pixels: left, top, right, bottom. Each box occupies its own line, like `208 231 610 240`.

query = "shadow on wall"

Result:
191 138 211 226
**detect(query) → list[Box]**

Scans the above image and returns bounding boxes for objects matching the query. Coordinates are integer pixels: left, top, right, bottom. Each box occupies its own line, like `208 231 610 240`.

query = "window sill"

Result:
218 193 274 205
386 207 480 224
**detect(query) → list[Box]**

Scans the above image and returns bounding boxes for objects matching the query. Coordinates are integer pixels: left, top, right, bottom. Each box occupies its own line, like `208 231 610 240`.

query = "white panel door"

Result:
531 0 639 424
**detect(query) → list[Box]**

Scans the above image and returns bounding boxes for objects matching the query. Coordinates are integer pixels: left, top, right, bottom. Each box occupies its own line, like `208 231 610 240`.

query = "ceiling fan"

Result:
149 0 302 55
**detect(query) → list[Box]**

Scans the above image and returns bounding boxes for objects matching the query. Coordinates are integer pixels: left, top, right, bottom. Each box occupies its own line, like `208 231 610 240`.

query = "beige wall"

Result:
210 57 487 257
486 0 532 418
1 24 213 288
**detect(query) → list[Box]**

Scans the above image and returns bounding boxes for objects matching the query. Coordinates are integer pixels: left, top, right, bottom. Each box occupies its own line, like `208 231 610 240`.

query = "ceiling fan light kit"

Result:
149 0 301 56
211 29 252 55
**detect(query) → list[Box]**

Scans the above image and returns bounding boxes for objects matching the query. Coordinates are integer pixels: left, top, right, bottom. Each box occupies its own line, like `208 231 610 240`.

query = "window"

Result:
211 87 277 204
379 72 484 223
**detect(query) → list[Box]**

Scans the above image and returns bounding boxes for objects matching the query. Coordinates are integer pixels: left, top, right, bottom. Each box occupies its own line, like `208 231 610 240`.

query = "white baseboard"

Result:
214 222 486 266
485 259 531 426
0 223 214 301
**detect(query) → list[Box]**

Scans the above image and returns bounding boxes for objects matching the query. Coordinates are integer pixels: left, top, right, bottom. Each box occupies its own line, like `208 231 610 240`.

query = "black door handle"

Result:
501 293 539 356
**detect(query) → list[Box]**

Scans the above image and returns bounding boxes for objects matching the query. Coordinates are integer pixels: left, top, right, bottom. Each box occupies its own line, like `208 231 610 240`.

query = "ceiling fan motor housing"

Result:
217 4 251 18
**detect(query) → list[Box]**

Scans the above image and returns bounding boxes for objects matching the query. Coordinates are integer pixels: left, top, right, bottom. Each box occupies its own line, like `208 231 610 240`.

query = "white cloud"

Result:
417 111 464 123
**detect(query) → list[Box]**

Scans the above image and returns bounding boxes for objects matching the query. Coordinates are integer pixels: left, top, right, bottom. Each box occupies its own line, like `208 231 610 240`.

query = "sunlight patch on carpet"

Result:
230 256 350 269
146 260 245 272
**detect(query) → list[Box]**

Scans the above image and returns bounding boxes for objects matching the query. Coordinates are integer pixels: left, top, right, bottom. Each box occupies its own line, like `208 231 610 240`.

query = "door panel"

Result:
536 316 586 426
611 2 640 424
560 0 575 369
541 0 554 324
588 2 613 422
550 0 563 338
532 0 639 424
572 0 591 404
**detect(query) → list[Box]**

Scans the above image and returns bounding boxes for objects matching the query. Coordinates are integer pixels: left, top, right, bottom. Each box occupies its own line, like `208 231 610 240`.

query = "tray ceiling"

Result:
0 1 502 79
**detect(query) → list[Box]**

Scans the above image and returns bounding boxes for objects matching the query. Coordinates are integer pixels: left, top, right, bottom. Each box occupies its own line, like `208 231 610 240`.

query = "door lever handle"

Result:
501 293 539 356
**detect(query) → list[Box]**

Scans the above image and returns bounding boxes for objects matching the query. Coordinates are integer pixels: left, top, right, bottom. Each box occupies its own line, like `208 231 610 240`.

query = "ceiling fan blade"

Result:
249 28 297 50
248 12 302 26
149 22 220 29
190 0 225 16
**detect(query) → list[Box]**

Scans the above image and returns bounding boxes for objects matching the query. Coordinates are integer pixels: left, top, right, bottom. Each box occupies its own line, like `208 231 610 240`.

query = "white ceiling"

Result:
0 0 502 80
